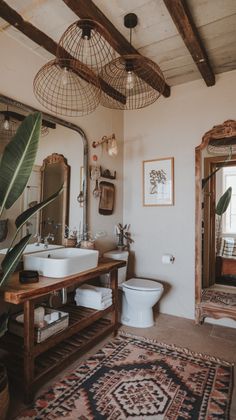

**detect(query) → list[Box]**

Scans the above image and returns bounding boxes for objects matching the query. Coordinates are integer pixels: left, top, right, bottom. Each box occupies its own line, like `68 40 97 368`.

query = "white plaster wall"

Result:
0 32 124 253
124 70 236 327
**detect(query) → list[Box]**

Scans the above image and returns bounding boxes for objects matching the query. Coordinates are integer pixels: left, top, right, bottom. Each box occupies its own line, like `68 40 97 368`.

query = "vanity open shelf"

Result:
0 258 125 403
2 317 113 389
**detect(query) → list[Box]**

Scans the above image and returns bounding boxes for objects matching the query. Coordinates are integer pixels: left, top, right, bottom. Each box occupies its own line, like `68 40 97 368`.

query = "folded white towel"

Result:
75 295 112 306
75 284 112 298
75 298 112 310
78 285 112 296
75 292 112 303
75 291 112 301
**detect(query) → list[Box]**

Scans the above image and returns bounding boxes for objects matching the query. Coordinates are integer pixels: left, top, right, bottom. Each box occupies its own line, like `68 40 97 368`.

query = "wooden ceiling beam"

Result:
0 0 126 105
62 0 171 98
163 0 215 87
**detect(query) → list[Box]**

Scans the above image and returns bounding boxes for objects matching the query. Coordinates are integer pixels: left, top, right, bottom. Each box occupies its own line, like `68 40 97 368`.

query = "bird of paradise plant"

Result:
0 112 62 337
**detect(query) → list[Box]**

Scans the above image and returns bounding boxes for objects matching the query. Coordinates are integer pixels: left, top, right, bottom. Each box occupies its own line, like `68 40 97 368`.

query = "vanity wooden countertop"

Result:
1 258 126 304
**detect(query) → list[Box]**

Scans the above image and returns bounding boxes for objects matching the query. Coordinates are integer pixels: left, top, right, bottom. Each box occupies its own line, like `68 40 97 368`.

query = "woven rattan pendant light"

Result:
0 110 18 144
33 58 101 117
57 19 115 73
33 19 112 116
100 13 166 110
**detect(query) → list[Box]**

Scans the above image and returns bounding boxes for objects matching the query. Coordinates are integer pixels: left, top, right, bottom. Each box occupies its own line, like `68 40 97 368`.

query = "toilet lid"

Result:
123 278 163 291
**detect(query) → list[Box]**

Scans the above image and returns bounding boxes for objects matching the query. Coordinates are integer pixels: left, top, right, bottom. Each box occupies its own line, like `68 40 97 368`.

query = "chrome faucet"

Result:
34 233 42 246
43 233 54 248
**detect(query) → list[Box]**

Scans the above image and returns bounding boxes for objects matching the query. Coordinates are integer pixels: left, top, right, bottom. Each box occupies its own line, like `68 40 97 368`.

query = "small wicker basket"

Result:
9 308 69 343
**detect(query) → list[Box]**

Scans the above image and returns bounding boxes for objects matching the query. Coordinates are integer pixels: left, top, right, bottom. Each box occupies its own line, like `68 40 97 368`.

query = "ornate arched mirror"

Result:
40 153 70 244
195 120 236 324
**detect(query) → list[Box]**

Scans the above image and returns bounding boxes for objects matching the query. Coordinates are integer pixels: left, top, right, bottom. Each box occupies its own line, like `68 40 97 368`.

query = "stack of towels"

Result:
75 284 112 310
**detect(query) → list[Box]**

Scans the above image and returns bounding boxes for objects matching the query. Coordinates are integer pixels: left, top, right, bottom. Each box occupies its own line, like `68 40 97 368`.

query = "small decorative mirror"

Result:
99 181 115 215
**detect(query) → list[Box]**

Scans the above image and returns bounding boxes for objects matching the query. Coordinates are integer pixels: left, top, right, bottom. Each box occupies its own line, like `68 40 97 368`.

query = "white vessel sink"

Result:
0 243 63 255
23 247 99 278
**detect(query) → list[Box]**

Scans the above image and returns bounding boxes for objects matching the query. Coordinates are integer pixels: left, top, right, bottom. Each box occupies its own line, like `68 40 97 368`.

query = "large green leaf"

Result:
0 112 41 214
0 234 31 287
216 187 232 216
0 313 9 338
15 185 63 232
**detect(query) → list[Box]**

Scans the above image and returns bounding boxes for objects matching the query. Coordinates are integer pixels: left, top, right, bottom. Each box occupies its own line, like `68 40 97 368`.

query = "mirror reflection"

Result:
0 97 86 250
203 154 236 288
40 153 70 245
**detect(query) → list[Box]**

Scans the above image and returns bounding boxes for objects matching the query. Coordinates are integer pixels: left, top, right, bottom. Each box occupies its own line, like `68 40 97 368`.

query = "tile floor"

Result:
7 313 236 419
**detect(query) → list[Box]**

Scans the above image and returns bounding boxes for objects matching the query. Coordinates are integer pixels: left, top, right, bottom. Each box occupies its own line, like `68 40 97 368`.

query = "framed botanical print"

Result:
143 157 174 206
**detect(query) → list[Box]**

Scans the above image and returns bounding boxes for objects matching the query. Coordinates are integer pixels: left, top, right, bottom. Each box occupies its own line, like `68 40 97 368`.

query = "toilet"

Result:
102 250 163 328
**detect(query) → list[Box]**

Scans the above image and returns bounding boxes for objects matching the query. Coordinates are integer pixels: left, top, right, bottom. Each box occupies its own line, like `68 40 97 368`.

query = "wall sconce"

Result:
92 133 118 157
0 110 18 142
77 190 84 204
0 109 55 144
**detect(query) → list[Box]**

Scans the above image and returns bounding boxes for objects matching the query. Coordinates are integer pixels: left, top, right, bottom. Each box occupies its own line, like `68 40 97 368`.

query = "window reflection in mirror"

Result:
216 162 236 287
220 166 236 234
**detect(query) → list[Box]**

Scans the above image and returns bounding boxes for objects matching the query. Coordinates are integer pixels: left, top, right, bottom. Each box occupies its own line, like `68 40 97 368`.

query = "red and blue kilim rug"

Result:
17 332 233 419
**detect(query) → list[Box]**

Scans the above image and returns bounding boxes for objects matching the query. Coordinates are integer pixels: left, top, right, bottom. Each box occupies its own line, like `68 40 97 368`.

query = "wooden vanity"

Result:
0 258 125 402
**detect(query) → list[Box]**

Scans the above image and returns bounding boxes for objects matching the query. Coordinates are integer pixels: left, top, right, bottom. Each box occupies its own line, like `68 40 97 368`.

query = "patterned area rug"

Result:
17 332 233 420
202 289 236 306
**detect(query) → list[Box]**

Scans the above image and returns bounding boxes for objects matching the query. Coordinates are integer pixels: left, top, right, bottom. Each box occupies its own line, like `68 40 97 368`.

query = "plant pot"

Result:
0 364 9 420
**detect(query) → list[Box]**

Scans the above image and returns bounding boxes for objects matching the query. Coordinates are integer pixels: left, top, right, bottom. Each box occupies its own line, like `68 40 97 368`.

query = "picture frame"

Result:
99 181 115 215
143 157 174 206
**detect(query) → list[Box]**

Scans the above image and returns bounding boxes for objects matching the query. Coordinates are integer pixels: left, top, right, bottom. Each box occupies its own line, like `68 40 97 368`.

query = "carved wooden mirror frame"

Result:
195 120 236 324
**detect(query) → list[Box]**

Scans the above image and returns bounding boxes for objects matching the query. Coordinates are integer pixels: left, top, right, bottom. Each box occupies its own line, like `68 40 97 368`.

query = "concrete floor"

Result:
8 313 236 419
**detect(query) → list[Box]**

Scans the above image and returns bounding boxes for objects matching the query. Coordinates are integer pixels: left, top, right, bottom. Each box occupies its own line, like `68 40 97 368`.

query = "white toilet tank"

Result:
103 250 129 285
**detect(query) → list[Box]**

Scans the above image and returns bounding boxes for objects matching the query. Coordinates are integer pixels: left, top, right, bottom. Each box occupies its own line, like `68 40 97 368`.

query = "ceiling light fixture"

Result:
33 19 114 117
33 58 101 116
3 116 10 130
100 13 165 110
57 19 115 73
33 16 165 116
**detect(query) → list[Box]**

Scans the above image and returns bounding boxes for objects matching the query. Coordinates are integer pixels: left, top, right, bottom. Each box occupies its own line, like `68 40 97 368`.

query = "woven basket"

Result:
0 364 9 420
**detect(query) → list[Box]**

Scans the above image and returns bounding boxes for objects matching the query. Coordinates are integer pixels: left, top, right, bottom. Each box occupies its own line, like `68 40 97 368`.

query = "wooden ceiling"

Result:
0 0 235 96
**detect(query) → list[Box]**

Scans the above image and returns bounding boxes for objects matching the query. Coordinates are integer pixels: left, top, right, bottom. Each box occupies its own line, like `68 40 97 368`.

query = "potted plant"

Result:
215 186 232 254
0 112 62 418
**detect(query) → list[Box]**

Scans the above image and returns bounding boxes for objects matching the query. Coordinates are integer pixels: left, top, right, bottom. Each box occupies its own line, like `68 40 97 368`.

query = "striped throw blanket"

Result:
218 237 236 258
